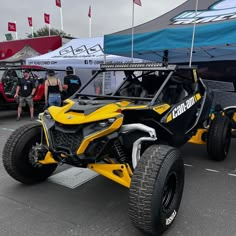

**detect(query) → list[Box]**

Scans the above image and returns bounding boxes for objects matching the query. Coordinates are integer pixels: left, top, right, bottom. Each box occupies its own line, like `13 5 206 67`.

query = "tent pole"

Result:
189 0 199 67
102 53 107 94
131 1 134 62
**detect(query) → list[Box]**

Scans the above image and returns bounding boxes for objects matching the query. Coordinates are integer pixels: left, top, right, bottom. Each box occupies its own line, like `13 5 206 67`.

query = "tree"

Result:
27 26 65 38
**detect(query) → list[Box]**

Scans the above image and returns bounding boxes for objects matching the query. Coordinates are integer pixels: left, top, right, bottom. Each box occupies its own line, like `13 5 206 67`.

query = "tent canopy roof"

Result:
0 45 40 66
26 37 142 69
104 0 236 63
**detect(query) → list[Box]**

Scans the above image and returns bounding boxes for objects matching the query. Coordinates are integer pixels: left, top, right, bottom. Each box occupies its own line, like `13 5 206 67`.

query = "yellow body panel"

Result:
188 128 207 144
195 93 201 101
233 113 236 122
117 100 147 110
48 102 121 124
153 104 170 114
88 163 133 188
193 69 198 82
41 120 50 146
48 100 147 125
38 151 58 164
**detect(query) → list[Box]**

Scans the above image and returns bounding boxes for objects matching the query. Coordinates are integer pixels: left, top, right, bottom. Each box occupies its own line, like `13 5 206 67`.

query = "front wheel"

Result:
2 122 57 184
128 144 184 235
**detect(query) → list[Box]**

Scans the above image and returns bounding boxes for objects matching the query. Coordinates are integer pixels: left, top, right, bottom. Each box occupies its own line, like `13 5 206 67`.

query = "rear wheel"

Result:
2 122 57 184
207 115 231 161
128 144 184 235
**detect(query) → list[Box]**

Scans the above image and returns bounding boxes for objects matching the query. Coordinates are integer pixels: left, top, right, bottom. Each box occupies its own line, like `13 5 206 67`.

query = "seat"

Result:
161 84 188 104
142 74 162 96
119 79 145 98
175 88 189 103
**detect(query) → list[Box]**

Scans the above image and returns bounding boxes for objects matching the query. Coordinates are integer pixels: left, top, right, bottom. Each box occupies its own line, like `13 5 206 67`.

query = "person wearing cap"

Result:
14 69 36 121
44 69 63 107
63 66 81 99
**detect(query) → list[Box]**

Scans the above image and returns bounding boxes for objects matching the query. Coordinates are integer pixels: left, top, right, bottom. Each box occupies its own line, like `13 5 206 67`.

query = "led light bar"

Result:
100 62 177 71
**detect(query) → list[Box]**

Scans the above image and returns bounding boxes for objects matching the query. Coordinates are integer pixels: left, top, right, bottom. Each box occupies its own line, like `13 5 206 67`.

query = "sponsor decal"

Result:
171 0 236 25
59 44 104 56
172 96 196 119
153 104 170 114
166 210 177 225
27 61 57 65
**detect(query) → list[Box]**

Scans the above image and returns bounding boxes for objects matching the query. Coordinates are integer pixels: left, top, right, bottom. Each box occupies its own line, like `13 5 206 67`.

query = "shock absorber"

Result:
111 139 127 163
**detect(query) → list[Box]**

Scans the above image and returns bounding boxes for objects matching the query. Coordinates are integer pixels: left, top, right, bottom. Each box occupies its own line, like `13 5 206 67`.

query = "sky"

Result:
1 0 186 41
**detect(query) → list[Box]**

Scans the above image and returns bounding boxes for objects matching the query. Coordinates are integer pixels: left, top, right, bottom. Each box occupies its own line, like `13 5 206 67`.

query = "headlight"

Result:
98 118 116 128
44 109 52 120
108 118 116 123
98 121 108 127
84 118 116 136
38 112 44 120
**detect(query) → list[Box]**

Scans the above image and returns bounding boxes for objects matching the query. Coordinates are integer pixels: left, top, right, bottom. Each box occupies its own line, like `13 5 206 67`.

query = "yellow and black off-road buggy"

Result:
2 62 232 235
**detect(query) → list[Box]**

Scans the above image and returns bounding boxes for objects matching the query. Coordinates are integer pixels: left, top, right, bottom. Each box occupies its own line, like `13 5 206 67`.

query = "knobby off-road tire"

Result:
207 115 231 161
2 122 57 184
128 144 184 236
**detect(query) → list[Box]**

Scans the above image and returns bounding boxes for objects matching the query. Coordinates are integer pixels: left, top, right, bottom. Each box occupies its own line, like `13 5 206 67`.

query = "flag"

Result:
88 5 91 18
44 13 50 24
55 0 61 8
133 0 142 6
5 33 13 41
28 17 33 27
8 22 16 32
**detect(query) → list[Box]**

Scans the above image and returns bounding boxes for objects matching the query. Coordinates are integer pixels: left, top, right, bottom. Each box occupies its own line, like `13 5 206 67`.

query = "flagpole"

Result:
31 27 34 38
60 7 64 32
131 1 134 62
89 17 92 38
15 21 18 40
88 5 92 38
189 0 199 67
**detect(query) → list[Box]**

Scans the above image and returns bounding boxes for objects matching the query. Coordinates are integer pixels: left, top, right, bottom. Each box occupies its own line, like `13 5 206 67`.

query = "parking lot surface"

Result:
0 110 236 236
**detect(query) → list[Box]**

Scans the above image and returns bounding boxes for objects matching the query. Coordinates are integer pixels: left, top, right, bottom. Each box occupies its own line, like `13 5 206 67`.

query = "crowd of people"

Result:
14 66 82 121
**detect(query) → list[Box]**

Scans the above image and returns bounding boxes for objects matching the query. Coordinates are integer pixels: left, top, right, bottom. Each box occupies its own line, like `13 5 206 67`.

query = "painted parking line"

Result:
48 167 99 189
228 173 236 177
184 163 193 167
185 164 236 179
0 128 15 132
205 168 220 173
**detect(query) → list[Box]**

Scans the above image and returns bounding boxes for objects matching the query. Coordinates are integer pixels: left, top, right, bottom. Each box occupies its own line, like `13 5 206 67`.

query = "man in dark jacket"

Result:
63 66 81 99
14 69 36 121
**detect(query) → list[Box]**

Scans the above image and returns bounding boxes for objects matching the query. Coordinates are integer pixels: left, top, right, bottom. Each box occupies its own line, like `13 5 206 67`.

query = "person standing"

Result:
94 76 103 95
63 66 81 98
92 70 103 95
44 70 63 107
14 69 36 121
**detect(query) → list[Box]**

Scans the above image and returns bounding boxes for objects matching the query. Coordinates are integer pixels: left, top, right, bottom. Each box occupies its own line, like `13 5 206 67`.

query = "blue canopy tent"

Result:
104 0 236 63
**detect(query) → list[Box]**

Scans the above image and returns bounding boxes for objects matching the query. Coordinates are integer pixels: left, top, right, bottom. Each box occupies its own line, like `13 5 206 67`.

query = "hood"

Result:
47 99 147 125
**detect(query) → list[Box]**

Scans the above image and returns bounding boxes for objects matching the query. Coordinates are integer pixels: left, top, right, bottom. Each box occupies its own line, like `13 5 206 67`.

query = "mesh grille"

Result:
50 129 83 154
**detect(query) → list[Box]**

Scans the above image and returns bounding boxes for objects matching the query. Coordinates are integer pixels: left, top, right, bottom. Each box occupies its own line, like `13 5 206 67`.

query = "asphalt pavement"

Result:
0 109 236 236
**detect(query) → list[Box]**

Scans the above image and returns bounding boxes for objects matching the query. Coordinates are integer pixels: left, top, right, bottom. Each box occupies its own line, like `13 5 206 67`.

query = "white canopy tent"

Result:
26 36 142 70
26 36 143 93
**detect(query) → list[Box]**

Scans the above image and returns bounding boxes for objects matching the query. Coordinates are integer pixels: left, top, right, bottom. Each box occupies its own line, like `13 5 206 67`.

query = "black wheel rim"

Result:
162 172 176 210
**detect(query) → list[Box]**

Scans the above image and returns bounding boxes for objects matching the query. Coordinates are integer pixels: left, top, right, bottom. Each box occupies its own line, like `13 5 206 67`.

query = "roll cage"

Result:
73 62 204 107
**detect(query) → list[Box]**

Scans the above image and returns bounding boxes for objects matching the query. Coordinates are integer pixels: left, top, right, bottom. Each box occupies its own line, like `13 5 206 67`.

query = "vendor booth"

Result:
26 37 143 93
26 36 142 69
